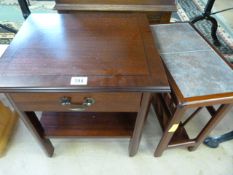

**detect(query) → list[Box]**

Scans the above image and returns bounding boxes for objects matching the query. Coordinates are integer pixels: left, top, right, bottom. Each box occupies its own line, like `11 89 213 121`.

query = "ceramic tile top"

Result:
151 23 233 98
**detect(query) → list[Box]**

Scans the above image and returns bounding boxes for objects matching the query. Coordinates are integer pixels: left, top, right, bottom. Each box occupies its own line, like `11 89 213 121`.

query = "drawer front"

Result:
10 93 142 112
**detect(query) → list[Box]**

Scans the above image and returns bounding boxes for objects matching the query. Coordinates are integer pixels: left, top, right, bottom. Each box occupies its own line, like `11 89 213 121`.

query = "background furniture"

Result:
0 24 17 34
18 0 31 19
191 0 233 46
0 13 170 157
191 0 220 46
204 130 233 148
0 48 18 156
0 0 30 33
0 102 18 156
150 22 233 157
54 0 177 24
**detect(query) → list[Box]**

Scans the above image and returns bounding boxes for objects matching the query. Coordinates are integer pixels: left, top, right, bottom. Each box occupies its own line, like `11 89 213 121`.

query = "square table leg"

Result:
6 94 54 157
129 92 151 156
188 104 233 151
154 106 186 157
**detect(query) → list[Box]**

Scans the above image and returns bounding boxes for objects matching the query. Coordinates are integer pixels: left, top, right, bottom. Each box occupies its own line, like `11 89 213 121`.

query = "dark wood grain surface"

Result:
0 13 169 93
56 0 176 5
41 112 137 137
55 0 176 24
55 0 176 11
0 13 170 156
10 92 142 112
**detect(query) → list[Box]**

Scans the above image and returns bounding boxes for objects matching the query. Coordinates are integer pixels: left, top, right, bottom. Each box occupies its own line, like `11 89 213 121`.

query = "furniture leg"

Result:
0 24 17 34
188 104 232 151
129 92 151 156
191 15 220 46
191 0 221 46
191 15 205 24
154 107 186 157
206 16 220 46
18 0 31 19
204 130 233 148
5 94 54 157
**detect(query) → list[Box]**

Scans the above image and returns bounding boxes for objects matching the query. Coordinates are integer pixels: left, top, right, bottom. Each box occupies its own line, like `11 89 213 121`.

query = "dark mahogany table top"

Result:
0 13 169 93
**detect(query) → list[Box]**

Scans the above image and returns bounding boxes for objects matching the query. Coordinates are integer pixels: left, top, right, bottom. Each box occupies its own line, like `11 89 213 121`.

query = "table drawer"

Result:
9 93 142 112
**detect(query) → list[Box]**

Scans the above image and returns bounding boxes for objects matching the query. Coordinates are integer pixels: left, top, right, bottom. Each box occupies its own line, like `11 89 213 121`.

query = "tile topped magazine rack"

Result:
151 23 233 157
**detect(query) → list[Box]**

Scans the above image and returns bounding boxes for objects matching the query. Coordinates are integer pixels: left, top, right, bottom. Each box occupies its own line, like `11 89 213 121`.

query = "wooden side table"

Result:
54 0 177 24
150 23 233 157
0 13 170 157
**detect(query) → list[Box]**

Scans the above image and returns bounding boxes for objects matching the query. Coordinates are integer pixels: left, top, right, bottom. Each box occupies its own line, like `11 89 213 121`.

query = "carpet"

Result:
174 0 233 62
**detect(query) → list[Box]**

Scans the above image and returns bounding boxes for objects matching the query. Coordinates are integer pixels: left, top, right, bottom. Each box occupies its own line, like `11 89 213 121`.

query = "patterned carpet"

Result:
174 0 233 62
0 0 233 62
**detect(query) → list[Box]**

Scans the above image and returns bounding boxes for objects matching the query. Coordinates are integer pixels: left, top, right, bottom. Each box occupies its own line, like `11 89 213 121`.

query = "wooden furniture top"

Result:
151 23 233 100
0 13 169 93
55 0 177 12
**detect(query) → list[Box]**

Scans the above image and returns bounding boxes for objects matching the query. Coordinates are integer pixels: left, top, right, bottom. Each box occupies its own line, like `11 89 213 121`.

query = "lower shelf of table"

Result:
40 112 137 138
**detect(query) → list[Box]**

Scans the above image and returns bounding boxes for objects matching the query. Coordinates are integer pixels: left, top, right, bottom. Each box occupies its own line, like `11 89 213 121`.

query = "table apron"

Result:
8 92 142 112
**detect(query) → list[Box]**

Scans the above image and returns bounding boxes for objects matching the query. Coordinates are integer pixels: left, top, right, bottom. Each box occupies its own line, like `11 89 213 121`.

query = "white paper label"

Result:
70 77 88 85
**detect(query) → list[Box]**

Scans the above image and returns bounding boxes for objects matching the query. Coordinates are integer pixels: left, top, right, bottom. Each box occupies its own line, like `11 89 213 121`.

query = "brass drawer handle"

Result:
60 97 95 111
